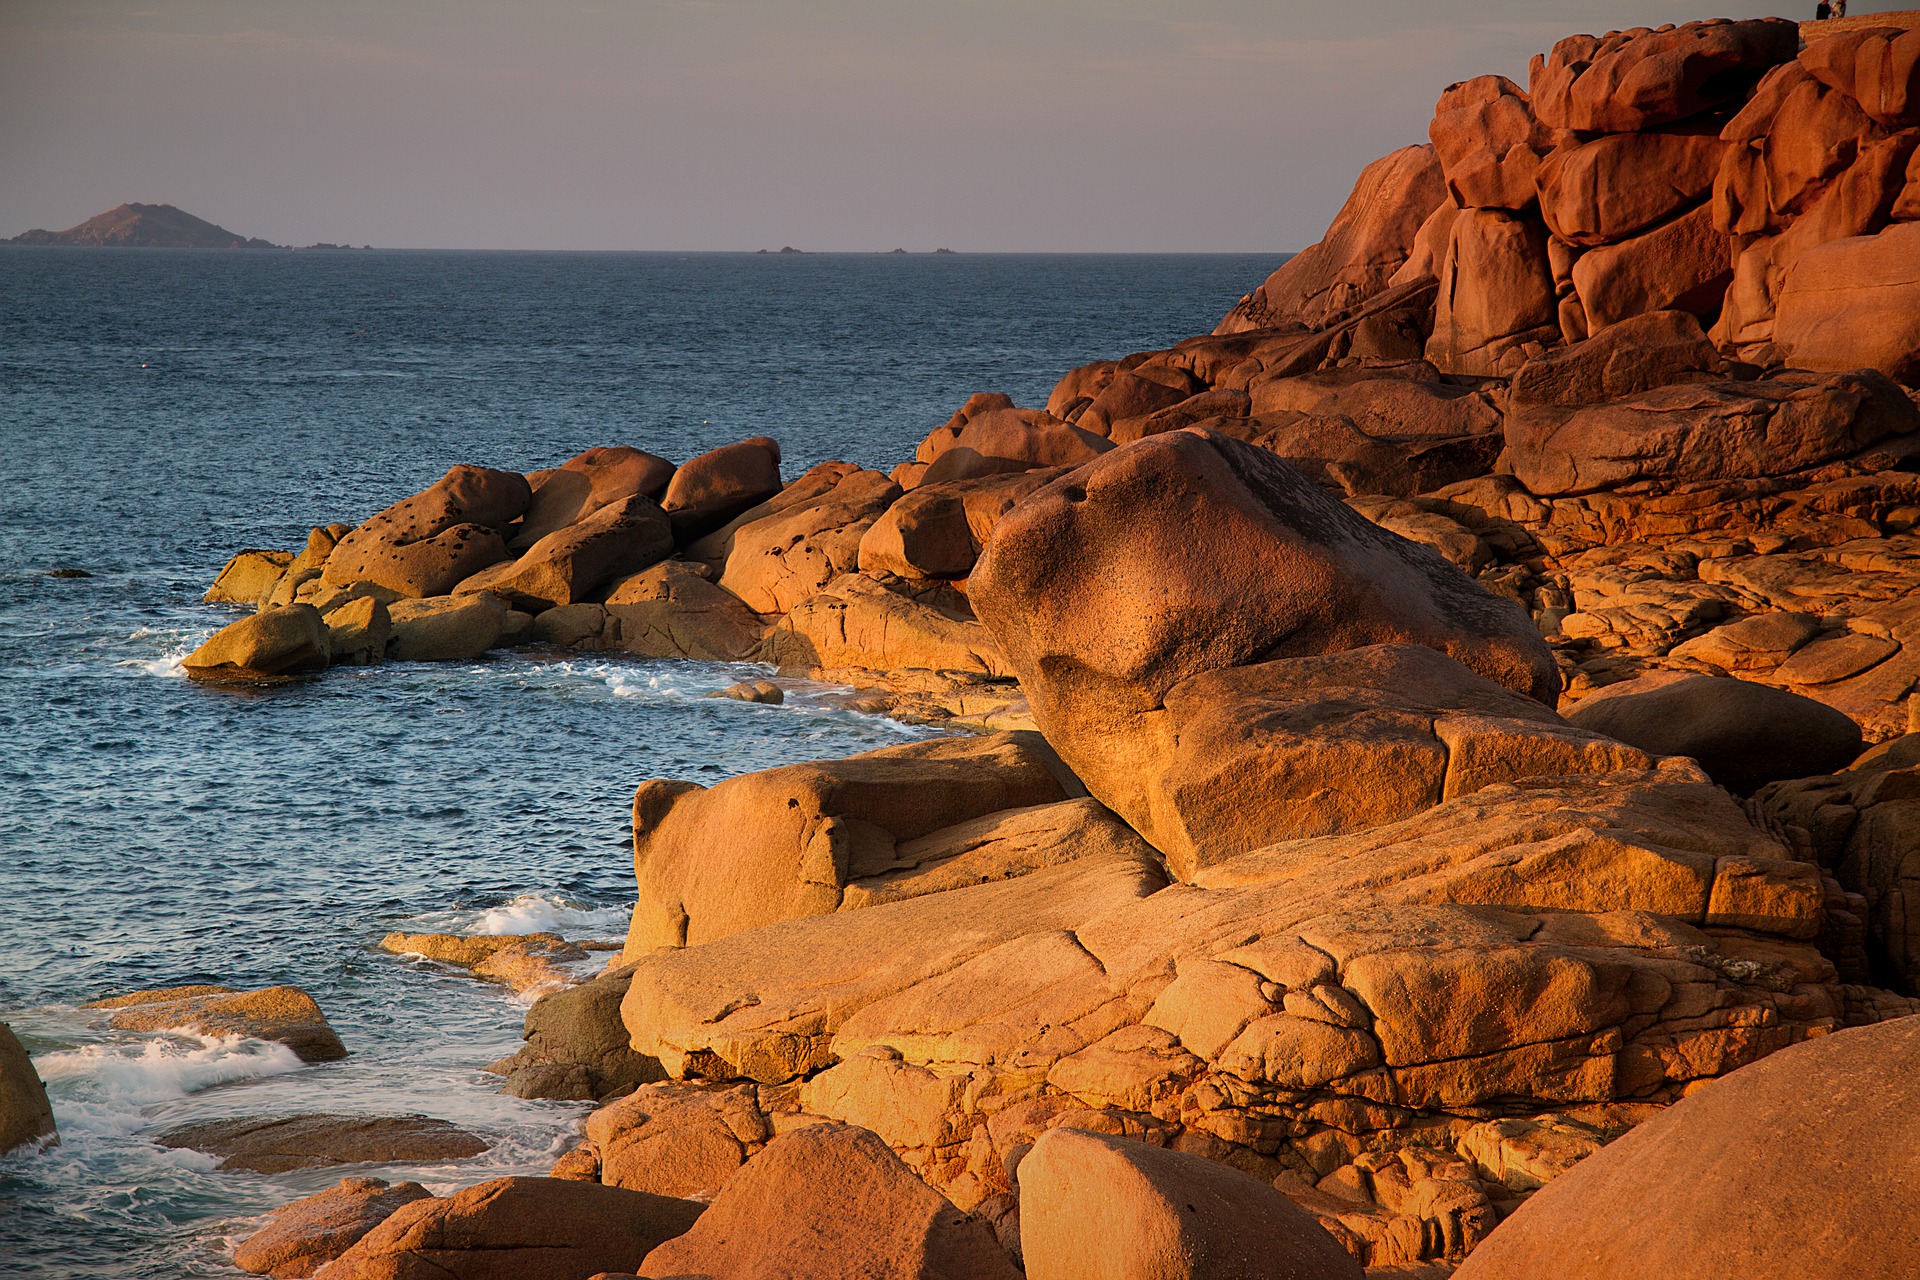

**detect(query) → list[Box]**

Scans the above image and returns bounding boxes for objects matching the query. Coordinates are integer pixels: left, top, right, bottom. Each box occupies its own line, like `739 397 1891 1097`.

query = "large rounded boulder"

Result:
968 429 1556 861
1453 1015 1920 1280
322 465 530 598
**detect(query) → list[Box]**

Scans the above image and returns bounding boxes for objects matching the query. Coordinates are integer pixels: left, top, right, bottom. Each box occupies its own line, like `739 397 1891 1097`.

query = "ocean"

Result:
0 247 1279 1276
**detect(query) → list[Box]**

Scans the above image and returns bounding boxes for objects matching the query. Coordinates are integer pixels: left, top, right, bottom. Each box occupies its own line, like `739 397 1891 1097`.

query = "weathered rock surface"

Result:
158 1114 488 1174
1775 222 1920 384
234 1177 432 1278
322 466 530 599
635 1123 1019 1280
185 604 331 680
1529 20 1798 133
514 447 675 550
325 596 390 667
456 495 674 613
717 469 902 614
969 429 1557 862
207 549 295 605
386 594 506 663
1018 1127 1363 1280
625 732 1072 952
574 1080 770 1197
0 1021 57 1154
92 985 347 1062
1451 1015 1920 1280
760 573 1011 678
602 561 766 662
1567 672 1863 792
318 1176 703 1280
1426 208 1559 376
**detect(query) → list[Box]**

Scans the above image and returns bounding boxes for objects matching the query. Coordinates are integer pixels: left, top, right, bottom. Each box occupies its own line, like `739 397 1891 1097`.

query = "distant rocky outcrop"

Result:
7 203 278 248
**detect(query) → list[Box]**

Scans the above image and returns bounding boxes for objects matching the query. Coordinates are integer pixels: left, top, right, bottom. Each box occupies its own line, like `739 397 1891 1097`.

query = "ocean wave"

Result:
398 892 631 940
34 1034 307 1135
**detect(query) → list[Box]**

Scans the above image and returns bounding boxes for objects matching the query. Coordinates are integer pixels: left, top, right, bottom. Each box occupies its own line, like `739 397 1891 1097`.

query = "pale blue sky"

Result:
1 2 1898 250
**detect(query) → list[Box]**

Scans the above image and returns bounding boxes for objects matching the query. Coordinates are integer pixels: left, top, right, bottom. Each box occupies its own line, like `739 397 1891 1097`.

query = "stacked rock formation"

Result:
200 14 1920 1279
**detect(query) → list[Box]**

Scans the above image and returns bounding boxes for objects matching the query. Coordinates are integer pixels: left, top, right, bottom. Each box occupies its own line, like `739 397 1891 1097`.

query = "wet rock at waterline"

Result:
0 1021 57 1154
90 984 347 1063
185 604 331 681
158 1114 489 1174
379 931 590 994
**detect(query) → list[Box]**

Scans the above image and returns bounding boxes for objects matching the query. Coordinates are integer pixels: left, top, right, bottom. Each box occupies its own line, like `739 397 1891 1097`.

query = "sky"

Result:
1 1 1905 252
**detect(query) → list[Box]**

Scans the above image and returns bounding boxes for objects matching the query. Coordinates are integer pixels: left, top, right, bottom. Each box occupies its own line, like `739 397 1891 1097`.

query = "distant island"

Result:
4 203 366 250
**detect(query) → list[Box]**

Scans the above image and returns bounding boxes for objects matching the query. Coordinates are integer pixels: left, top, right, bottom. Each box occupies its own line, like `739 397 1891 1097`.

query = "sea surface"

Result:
0 247 1279 1277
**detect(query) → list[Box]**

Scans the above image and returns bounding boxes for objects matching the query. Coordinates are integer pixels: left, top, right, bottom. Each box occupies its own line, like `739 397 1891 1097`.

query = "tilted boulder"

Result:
660 437 782 541
324 596 390 667
602 560 766 662
0 1021 56 1154
321 465 530 598
624 732 1070 952
206 549 294 605
91 984 346 1062
1073 363 1203 439
636 1123 1019 1280
319 1176 704 1280
717 469 902 614
1569 200 1731 334
1217 146 1446 333
967 429 1556 862
234 1177 431 1278
1567 673 1863 793
456 495 673 613
1538 127 1727 247
1018 1127 1363 1280
1507 309 1727 408
513 447 674 550
1529 19 1798 134
1451 1016 1920 1280
579 1081 770 1198
1504 367 1920 496
185 604 330 680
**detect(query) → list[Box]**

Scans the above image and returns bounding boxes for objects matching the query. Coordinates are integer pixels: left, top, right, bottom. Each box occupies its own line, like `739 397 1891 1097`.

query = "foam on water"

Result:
35 1035 308 1137
399 891 632 939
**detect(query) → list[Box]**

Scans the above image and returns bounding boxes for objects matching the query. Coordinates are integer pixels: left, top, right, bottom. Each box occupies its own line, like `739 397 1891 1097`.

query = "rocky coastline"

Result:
9 14 1920 1279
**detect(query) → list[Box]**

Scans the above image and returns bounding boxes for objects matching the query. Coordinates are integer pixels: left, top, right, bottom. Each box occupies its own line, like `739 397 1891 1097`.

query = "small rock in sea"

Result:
0 1020 58 1154
233 1175 430 1277
378 931 588 994
157 1113 488 1175
708 680 783 705
45 567 92 579
88 984 346 1063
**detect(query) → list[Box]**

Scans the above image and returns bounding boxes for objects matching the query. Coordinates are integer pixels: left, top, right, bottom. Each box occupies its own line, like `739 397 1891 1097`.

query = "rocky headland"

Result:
11 12 1920 1280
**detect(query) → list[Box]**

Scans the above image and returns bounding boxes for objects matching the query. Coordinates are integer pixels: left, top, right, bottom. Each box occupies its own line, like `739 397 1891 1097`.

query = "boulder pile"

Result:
195 13 1920 1279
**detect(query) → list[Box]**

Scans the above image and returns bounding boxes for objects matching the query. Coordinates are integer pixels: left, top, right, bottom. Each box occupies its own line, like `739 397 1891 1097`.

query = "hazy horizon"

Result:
3 1 1902 253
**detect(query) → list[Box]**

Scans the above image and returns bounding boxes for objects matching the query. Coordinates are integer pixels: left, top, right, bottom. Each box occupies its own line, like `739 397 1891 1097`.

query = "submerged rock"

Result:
91 985 346 1063
0 1021 57 1154
157 1114 488 1174
378 932 588 994
233 1176 430 1277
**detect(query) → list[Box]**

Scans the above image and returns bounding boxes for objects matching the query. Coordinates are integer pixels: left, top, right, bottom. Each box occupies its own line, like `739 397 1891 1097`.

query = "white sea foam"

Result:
34 1034 306 1135
117 624 209 678
400 892 631 940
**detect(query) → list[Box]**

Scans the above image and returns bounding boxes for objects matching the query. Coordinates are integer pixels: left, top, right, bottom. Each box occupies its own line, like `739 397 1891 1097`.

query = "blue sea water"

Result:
0 248 1277 1276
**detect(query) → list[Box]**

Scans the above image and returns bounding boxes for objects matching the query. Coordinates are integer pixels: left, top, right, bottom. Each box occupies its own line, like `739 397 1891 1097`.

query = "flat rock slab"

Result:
157 1114 489 1174
91 985 347 1063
